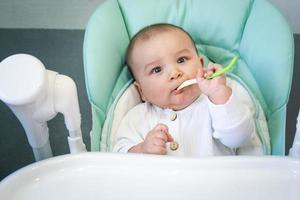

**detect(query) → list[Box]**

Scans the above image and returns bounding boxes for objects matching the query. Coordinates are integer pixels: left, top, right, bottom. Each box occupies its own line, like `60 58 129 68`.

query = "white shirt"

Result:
113 79 263 157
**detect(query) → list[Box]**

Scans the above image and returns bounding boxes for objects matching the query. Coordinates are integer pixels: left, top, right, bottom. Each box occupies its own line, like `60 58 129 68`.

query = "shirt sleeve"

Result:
112 104 149 153
207 86 255 148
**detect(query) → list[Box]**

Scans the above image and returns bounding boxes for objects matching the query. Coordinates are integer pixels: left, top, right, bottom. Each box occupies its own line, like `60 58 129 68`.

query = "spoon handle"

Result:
205 56 239 80
176 79 197 90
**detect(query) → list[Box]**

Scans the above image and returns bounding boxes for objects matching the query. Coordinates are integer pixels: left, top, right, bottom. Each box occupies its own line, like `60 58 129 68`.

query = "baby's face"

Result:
131 29 204 110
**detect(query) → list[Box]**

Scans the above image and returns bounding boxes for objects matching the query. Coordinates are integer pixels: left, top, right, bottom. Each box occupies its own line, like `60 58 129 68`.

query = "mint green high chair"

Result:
83 0 294 155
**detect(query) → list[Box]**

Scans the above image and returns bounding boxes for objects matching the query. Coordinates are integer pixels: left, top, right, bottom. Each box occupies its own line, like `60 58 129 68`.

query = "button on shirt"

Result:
170 112 177 121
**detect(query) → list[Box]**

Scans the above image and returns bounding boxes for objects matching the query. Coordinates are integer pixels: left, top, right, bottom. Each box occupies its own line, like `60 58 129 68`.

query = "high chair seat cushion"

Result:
101 81 141 151
83 0 294 155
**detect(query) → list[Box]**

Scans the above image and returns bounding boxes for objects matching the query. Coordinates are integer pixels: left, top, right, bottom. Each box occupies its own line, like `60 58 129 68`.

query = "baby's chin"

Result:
169 93 200 111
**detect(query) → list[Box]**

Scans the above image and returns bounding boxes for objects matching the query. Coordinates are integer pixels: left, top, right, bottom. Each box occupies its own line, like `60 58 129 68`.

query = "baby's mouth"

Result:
174 80 187 91
173 84 181 92
172 84 184 95
176 79 198 90
172 79 192 93
172 88 183 95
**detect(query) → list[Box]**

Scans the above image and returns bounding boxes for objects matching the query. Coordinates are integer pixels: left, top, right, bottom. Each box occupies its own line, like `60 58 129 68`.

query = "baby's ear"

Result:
134 81 146 102
199 56 204 66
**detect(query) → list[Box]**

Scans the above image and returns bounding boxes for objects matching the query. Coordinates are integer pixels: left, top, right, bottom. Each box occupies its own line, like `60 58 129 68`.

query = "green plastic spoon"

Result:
205 56 239 80
177 56 239 90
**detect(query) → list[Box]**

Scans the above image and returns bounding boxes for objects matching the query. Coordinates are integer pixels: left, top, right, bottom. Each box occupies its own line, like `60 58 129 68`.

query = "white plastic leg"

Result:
54 75 87 153
68 130 86 154
7 106 54 161
289 109 300 158
32 140 53 161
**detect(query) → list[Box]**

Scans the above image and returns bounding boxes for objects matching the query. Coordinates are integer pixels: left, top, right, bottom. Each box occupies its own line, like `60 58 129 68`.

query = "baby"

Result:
113 23 264 156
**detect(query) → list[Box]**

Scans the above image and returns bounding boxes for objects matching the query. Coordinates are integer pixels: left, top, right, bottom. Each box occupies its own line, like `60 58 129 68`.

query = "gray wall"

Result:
270 0 300 33
0 0 105 29
0 0 299 33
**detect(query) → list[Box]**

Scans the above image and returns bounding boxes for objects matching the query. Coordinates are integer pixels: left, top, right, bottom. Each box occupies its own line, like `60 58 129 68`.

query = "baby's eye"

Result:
151 66 162 74
177 57 186 64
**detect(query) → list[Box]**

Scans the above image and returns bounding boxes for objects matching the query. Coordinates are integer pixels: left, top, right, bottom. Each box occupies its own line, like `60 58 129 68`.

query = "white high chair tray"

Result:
0 152 299 200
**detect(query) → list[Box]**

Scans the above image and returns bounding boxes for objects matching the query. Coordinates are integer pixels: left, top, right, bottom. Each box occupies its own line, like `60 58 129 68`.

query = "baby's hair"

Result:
125 23 198 74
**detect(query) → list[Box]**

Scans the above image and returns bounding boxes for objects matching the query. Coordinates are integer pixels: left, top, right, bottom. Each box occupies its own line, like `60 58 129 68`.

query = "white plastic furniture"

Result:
0 54 86 161
0 152 299 200
289 109 300 158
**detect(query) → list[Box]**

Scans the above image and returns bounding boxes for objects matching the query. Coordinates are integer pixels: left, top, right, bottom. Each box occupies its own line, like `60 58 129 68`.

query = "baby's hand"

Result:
196 63 232 104
141 124 174 155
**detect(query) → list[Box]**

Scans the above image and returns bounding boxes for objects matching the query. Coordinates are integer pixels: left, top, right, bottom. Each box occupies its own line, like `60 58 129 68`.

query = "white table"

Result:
0 152 300 200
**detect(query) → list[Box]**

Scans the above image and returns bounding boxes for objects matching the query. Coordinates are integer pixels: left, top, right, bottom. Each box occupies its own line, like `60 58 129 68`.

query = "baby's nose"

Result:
169 68 183 81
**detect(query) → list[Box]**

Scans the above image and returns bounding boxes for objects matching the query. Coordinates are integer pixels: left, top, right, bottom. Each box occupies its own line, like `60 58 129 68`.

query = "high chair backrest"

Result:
83 0 294 155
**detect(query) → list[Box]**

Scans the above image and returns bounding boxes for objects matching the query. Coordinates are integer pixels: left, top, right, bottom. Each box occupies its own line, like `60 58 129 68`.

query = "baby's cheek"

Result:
152 89 167 100
196 67 204 76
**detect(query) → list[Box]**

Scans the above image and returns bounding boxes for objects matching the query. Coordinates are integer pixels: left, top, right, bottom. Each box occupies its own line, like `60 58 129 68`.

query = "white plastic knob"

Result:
0 54 46 105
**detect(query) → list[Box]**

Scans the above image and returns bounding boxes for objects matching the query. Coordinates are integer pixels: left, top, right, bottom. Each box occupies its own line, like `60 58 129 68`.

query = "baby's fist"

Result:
142 124 174 155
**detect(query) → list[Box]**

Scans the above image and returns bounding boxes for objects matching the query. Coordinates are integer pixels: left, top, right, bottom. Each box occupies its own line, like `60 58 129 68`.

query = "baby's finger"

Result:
165 132 174 142
204 68 215 77
154 123 169 133
153 138 166 146
207 63 222 71
147 145 167 155
196 68 205 82
204 64 224 79
155 146 167 155
154 131 169 142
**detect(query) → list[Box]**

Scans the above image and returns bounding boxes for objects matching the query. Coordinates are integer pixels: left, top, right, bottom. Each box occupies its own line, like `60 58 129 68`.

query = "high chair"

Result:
83 0 294 155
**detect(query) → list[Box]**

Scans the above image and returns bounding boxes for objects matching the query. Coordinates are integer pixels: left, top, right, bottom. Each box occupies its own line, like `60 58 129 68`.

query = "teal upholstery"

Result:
83 0 294 155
